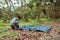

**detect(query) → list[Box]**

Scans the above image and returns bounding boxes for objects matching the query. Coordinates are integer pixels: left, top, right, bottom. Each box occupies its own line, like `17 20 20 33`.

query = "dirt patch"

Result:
15 24 60 40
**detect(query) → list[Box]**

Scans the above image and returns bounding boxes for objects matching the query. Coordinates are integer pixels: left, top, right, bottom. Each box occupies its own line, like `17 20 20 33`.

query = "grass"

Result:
0 19 40 40
0 18 60 40
20 20 39 26
0 18 57 30
0 31 19 40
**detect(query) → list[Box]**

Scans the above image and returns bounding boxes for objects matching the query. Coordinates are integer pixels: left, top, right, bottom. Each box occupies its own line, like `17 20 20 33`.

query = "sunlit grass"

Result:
0 31 19 40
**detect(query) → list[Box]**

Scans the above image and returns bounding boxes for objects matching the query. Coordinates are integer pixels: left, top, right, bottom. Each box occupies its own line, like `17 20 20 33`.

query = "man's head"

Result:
16 16 21 20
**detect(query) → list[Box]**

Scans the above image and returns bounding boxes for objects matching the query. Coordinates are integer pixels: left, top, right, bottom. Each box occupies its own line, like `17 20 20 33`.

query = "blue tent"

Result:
20 25 52 32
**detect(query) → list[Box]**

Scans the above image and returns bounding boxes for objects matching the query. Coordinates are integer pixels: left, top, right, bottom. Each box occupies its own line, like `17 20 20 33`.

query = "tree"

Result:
48 0 60 19
5 0 13 19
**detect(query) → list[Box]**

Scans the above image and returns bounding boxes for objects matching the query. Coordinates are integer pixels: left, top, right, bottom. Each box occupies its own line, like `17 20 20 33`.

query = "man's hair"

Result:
17 16 21 19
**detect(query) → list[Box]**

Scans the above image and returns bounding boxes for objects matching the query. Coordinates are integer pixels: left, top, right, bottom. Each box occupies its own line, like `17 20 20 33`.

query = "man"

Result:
10 16 21 30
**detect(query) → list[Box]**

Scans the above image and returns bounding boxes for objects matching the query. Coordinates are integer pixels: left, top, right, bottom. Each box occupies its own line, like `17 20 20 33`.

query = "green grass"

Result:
0 19 40 39
0 18 60 40
20 20 39 26
0 18 59 31
0 31 19 40
0 18 57 30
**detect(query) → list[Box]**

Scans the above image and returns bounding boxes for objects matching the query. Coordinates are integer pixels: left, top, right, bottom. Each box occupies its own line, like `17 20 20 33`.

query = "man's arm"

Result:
12 23 17 29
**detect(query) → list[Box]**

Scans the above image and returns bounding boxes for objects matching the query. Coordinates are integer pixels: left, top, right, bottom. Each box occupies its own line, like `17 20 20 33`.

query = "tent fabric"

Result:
20 25 52 32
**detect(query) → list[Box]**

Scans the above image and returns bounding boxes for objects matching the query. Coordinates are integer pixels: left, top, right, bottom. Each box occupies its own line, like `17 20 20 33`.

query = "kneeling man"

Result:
10 16 21 30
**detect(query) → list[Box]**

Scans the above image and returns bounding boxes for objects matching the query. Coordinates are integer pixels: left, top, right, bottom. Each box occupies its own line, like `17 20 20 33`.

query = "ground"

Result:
0 18 60 40
15 23 60 40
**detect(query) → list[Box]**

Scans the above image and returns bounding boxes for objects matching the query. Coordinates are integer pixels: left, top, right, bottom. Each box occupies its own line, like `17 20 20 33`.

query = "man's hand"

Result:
12 23 17 30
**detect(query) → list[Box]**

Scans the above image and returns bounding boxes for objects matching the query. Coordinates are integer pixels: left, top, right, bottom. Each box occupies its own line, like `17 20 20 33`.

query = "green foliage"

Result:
0 0 60 21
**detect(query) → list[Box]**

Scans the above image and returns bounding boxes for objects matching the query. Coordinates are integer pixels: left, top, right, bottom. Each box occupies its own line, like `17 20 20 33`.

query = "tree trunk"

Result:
47 0 60 19
5 0 13 19
50 5 59 19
